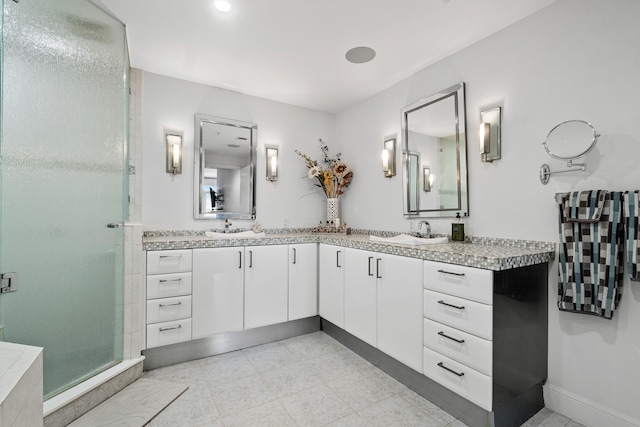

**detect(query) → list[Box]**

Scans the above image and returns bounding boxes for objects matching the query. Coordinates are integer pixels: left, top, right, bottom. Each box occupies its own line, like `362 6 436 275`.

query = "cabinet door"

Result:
344 248 377 346
377 254 423 372
319 244 345 328
244 245 289 329
192 248 244 338
289 243 318 320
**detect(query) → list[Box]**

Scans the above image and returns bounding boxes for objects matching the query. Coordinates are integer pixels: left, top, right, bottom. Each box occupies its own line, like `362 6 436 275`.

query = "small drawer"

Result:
424 289 492 340
147 250 192 275
423 346 492 411
424 261 493 305
424 318 492 376
146 319 192 349
147 296 192 324
147 272 192 299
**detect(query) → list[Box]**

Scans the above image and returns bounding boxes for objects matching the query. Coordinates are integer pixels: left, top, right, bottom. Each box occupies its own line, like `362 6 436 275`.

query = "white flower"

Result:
308 165 322 178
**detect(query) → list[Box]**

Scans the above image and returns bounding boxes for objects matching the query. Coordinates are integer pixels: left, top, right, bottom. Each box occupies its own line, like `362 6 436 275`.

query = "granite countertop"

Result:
143 230 556 271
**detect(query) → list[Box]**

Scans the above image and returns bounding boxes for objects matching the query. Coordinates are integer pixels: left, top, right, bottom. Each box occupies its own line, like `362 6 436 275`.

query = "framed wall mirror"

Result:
402 82 468 218
194 113 257 220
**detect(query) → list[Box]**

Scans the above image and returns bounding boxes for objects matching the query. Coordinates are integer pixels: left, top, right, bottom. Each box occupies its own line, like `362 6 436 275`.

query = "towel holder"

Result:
539 120 600 184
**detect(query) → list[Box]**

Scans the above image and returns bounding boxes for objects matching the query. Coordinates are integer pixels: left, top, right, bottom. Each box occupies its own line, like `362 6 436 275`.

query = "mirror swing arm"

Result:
539 119 600 185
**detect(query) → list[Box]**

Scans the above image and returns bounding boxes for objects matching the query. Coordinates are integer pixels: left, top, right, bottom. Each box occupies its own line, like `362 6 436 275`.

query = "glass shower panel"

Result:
0 0 127 398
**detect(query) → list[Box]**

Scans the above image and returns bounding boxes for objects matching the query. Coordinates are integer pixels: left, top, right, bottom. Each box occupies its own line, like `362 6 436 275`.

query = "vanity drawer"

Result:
147 272 192 299
423 261 493 305
423 346 492 411
147 249 192 275
146 319 192 348
424 289 492 340
423 318 492 376
146 296 192 324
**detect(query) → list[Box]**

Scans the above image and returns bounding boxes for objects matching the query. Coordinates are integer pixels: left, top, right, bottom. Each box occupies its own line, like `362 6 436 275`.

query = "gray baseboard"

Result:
321 319 544 427
142 316 321 371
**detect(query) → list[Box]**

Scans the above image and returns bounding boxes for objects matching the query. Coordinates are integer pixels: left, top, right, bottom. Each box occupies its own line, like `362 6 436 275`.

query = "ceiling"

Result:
93 0 556 114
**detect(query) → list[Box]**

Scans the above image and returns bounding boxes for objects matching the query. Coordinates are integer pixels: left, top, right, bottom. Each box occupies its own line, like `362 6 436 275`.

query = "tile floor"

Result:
144 331 584 427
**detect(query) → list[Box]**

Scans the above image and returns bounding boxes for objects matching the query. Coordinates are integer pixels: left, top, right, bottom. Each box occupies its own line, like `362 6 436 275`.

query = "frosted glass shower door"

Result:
0 0 128 398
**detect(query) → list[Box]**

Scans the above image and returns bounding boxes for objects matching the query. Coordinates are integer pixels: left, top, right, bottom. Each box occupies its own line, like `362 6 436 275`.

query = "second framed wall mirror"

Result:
401 82 469 218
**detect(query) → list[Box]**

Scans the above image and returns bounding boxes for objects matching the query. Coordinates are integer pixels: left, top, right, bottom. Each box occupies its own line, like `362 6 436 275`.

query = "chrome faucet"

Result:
224 219 232 233
416 220 431 238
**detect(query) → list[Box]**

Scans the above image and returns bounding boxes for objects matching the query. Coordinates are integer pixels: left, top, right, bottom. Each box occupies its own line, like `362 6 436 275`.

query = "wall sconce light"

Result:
382 137 396 177
423 167 432 192
480 122 491 160
266 146 278 181
166 131 182 174
479 106 501 162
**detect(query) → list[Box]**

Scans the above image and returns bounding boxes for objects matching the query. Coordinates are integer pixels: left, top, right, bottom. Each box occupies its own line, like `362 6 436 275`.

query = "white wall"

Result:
142 72 336 230
335 0 640 425
141 0 640 424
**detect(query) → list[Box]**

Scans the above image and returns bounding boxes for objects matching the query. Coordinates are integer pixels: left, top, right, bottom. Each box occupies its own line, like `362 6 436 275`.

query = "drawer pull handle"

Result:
159 255 182 259
438 331 465 344
437 269 465 277
159 302 182 308
437 362 465 377
292 248 297 264
336 251 342 268
368 257 374 276
376 258 382 279
159 279 182 284
159 325 182 332
438 300 465 310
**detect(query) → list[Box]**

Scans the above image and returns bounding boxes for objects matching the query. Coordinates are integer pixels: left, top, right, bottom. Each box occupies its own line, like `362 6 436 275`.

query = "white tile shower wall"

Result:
123 68 145 360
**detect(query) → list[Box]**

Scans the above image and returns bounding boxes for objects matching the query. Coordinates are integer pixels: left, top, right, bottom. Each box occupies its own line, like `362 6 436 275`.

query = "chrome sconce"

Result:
479 106 501 162
266 146 278 181
423 167 432 192
382 137 396 177
166 131 183 174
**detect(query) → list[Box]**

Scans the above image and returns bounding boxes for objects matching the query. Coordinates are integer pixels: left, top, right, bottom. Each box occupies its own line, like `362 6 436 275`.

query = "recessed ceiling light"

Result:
214 0 232 12
345 46 376 64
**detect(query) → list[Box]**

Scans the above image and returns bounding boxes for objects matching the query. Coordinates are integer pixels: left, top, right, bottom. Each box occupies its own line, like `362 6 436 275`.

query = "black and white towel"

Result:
556 191 625 319
623 190 640 281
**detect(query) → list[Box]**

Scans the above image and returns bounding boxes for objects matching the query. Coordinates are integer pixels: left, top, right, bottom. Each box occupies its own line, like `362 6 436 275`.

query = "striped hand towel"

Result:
555 191 625 319
623 191 640 281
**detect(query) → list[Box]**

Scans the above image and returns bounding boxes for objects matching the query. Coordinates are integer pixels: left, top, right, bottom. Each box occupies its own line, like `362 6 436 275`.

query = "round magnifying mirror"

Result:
542 120 599 161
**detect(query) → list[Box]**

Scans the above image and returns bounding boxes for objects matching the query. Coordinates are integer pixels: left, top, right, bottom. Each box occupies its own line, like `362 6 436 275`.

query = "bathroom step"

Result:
67 378 187 427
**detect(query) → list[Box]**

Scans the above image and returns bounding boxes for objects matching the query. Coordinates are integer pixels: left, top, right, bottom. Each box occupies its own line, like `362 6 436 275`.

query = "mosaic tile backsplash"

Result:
142 229 555 271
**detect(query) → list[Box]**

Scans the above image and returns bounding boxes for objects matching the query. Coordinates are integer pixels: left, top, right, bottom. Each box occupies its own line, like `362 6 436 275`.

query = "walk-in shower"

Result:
0 0 128 400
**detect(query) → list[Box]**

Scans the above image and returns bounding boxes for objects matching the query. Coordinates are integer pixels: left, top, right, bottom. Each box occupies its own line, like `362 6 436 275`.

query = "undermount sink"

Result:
204 230 266 239
369 234 448 246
